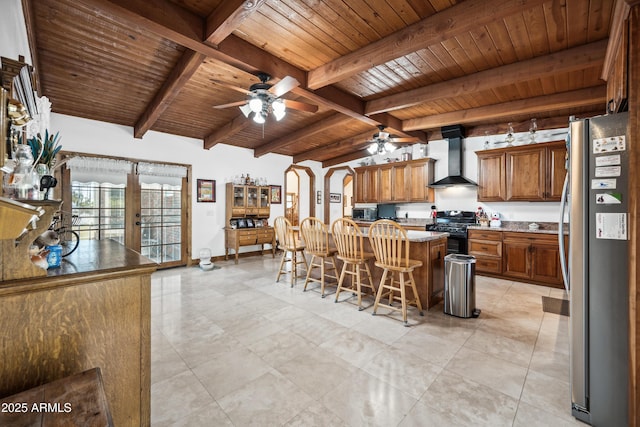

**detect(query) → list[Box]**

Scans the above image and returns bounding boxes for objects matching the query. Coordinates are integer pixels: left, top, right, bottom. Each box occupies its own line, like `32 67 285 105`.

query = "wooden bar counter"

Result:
359 229 449 310
0 239 157 427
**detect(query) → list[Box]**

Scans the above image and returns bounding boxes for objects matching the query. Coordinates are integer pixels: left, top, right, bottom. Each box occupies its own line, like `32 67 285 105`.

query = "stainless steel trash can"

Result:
444 254 480 318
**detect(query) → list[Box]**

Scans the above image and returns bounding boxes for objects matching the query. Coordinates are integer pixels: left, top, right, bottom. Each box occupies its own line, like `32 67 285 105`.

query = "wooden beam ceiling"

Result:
205 0 266 46
404 86 607 131
366 40 608 115
293 130 373 163
307 0 548 89
322 150 371 168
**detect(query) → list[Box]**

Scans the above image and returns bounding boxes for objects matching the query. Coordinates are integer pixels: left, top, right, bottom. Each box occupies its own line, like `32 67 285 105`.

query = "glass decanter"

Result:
505 122 515 146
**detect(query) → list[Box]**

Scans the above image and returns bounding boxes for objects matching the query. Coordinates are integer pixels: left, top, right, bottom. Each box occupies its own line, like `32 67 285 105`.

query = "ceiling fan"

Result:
366 125 418 155
212 72 318 123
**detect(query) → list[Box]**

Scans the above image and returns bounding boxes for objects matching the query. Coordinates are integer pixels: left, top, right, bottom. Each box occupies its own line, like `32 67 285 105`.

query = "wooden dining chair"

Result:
368 219 423 326
274 216 307 287
331 218 376 310
299 217 338 297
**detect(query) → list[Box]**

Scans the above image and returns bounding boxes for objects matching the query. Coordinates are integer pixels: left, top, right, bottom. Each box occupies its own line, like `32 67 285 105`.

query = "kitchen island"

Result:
351 226 448 310
0 239 157 426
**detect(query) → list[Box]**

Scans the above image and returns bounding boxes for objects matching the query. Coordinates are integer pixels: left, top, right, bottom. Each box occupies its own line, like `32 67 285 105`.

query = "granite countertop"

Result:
468 221 568 235
360 228 448 242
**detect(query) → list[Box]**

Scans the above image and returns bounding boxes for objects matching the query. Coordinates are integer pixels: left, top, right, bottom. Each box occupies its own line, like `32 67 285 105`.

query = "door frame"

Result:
284 164 315 222
323 166 354 224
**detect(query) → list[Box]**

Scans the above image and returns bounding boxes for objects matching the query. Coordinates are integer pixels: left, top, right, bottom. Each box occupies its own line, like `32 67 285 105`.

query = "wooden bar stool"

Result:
274 216 307 287
299 217 338 297
331 218 376 310
368 219 424 326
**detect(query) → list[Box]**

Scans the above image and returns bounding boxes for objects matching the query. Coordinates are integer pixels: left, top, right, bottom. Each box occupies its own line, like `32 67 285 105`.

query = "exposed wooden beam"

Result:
253 114 353 157
21 0 40 94
205 0 266 46
403 86 607 131
134 50 206 138
367 40 609 115
602 0 634 80
293 131 372 163
322 150 370 168
203 114 252 149
307 0 547 89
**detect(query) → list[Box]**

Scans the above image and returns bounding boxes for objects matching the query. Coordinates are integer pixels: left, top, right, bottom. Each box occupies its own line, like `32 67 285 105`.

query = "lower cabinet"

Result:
502 232 565 286
469 229 567 287
429 239 446 301
225 227 275 264
468 230 503 275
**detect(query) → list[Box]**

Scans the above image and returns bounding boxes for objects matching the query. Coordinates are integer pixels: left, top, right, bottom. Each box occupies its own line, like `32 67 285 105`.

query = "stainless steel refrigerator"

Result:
559 112 629 425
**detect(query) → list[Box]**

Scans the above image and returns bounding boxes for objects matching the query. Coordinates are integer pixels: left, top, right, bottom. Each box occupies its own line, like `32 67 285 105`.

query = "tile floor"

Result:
150 255 583 426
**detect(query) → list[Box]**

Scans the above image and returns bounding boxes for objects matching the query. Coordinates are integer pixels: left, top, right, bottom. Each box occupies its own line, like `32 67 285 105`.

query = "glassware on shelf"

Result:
483 131 491 149
505 122 515 146
528 118 537 144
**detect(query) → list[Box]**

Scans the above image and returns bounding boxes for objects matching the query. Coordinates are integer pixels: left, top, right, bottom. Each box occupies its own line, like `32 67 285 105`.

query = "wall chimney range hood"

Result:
429 124 477 188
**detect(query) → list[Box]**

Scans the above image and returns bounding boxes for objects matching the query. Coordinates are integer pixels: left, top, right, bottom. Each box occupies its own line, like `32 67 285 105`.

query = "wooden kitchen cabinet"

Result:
477 152 506 201
502 232 565 287
225 227 275 264
468 229 503 274
354 158 434 204
477 141 566 202
429 239 446 301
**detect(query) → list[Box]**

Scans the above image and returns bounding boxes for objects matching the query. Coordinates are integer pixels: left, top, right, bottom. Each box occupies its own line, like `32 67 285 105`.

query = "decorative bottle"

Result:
10 144 36 199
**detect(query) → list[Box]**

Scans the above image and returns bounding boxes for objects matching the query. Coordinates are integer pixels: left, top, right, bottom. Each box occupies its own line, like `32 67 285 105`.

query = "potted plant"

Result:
27 130 62 175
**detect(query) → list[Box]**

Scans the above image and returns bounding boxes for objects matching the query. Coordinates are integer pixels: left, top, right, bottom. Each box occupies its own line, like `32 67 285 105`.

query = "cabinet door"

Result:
364 169 379 202
547 144 567 200
354 169 366 203
392 165 407 202
258 186 270 216
430 240 446 299
506 148 545 201
232 185 246 216
379 165 393 202
502 240 531 279
477 153 505 201
407 161 434 202
530 242 563 285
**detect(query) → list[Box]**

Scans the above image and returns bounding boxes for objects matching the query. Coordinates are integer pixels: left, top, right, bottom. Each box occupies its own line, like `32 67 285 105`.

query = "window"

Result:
140 182 182 263
72 182 126 243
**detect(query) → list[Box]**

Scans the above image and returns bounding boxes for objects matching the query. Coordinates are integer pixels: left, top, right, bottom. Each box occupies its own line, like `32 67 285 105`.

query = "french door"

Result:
67 159 189 268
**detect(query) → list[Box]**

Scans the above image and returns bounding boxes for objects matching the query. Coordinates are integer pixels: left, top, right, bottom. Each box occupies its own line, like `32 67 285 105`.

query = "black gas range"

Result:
426 210 476 254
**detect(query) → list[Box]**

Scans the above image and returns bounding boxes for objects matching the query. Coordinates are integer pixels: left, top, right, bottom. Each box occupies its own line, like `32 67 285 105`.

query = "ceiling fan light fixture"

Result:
367 143 379 155
272 99 286 121
253 111 266 124
384 142 396 153
239 103 252 118
379 131 389 140
249 97 263 113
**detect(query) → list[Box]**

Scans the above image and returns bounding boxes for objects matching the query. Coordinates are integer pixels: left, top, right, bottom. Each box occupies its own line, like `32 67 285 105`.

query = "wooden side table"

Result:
0 368 113 427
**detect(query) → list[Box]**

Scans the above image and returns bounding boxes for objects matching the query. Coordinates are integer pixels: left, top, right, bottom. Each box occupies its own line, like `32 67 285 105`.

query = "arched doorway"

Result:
323 166 355 225
284 165 315 225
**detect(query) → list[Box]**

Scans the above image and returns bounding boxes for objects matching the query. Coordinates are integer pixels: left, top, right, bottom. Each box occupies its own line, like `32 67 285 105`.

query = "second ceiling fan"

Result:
366 125 418 155
213 72 318 123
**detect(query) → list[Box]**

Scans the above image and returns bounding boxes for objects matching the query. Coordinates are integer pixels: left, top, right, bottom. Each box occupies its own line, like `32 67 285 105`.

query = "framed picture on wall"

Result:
197 179 215 202
270 185 282 204
329 193 341 203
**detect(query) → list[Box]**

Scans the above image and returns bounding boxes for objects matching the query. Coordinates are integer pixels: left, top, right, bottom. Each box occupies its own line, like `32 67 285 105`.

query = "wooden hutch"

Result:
224 182 275 263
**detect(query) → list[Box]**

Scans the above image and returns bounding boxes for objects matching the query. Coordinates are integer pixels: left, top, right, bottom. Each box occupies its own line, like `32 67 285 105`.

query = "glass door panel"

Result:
140 183 183 265
71 182 126 244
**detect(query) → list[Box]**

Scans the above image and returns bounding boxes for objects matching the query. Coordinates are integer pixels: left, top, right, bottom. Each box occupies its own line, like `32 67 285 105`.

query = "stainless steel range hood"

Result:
429 124 477 188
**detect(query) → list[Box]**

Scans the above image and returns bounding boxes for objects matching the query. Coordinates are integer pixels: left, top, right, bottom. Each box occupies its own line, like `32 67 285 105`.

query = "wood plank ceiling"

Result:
27 0 614 167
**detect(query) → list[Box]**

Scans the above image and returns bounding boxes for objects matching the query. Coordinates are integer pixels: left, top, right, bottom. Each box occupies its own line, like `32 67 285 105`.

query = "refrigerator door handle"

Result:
559 174 569 292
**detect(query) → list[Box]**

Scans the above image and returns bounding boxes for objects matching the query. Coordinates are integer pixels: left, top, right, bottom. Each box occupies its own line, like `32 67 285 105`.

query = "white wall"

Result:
0 0 32 66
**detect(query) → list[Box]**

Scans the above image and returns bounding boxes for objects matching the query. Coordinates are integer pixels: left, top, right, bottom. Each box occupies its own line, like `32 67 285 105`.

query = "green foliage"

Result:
27 130 62 168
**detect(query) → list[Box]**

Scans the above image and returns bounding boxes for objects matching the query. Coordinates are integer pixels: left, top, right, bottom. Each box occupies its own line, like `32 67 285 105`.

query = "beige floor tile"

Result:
361 346 443 399
319 329 389 368
150 370 216 425
513 401 583 426
248 329 316 366
151 332 190 385
445 347 528 399
349 312 412 345
420 370 518 426
520 369 575 421
321 369 418 427
283 401 348 427
152 402 233 427
399 399 474 427
191 347 273 400
391 327 463 367
464 329 535 368
217 371 313 426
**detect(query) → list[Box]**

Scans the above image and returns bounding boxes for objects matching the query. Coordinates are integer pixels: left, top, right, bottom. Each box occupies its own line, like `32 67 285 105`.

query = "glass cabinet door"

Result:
259 187 270 208
233 186 246 208
246 186 258 208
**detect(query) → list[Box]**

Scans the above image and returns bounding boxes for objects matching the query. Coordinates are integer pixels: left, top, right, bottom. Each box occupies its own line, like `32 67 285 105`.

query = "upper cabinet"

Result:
477 141 566 202
355 158 435 204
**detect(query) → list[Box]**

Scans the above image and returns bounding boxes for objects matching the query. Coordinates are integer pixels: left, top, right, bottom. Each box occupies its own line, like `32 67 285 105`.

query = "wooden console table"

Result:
224 226 276 264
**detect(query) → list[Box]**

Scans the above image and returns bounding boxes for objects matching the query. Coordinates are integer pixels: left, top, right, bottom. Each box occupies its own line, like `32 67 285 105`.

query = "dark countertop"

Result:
0 240 157 294
468 221 568 235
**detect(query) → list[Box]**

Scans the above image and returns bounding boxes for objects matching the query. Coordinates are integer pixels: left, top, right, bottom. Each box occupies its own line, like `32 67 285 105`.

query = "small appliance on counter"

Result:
489 213 501 228
352 207 377 221
376 203 397 220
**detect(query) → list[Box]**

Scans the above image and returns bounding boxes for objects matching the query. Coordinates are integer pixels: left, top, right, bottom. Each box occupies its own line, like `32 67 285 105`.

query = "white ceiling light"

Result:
248 97 263 113
253 111 266 124
272 99 286 121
